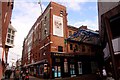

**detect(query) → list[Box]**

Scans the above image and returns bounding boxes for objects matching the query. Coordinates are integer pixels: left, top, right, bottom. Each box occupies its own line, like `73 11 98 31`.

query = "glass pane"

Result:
7 39 10 43
58 72 60 77
11 40 13 44
58 66 61 71
78 62 82 74
8 28 11 33
12 31 15 35
54 72 57 77
11 36 14 39
8 34 10 38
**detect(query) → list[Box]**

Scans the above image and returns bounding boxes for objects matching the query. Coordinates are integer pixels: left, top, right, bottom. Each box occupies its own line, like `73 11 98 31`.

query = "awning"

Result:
24 59 48 67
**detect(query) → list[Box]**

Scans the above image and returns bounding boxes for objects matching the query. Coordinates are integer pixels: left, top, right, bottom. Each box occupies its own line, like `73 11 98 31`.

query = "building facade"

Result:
98 1 120 79
22 2 102 79
0 1 14 79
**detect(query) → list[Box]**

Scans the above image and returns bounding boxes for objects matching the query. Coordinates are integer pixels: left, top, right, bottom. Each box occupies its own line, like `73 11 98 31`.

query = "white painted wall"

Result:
112 37 120 53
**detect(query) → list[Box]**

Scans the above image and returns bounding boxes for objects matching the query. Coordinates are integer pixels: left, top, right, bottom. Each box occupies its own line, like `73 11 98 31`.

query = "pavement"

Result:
2 73 103 80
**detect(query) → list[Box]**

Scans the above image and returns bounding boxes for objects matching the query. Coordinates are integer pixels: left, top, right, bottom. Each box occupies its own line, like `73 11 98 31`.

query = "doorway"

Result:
54 66 61 78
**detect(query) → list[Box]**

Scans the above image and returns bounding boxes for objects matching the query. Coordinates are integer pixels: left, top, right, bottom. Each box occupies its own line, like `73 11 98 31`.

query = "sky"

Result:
8 0 98 66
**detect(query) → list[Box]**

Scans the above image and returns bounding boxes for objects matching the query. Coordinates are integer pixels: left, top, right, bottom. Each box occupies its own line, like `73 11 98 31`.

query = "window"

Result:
8 34 10 38
12 31 15 35
64 59 68 73
91 62 97 73
70 44 73 50
78 62 82 74
44 28 47 35
55 58 60 62
8 28 11 33
11 40 13 44
11 36 14 39
69 31 72 36
60 10 63 16
75 45 78 51
70 64 75 75
82 45 85 52
7 2 10 6
7 39 10 43
44 16 47 22
58 46 63 52
40 65 44 75
54 66 61 78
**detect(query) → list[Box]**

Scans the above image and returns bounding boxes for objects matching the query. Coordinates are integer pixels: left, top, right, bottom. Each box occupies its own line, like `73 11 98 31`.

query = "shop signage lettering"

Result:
52 53 74 57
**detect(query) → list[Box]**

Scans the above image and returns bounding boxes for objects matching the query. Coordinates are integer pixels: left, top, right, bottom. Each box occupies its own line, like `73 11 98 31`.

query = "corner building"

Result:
22 2 102 79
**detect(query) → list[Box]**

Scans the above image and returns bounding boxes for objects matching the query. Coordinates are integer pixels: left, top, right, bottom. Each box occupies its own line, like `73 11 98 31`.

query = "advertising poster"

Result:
53 15 63 37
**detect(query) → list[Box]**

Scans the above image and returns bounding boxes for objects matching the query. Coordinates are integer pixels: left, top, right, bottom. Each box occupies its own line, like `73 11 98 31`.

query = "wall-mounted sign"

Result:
53 15 63 37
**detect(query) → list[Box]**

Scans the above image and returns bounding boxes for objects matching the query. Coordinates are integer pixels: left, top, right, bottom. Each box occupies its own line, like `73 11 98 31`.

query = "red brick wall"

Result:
2 2 13 48
50 2 67 53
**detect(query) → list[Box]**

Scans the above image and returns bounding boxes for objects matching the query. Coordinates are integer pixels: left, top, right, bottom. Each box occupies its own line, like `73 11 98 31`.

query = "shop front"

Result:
51 52 98 79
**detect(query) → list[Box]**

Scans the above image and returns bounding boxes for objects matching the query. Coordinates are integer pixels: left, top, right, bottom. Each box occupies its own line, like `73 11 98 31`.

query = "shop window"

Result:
54 66 61 78
70 64 75 75
55 58 60 62
78 62 82 74
44 64 48 73
70 44 73 50
91 62 97 73
40 65 44 75
64 59 68 73
58 46 63 52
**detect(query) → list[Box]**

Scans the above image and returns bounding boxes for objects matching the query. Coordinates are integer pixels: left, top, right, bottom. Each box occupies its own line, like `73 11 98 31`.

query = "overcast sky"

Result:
8 0 98 66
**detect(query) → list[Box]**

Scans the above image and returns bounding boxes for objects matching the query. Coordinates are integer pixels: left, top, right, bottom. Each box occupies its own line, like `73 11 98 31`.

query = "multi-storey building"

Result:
98 1 120 79
22 2 102 79
0 1 14 79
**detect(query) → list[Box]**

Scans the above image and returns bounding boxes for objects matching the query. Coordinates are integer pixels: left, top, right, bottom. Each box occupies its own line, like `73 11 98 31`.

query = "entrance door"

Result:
70 64 75 77
54 66 61 78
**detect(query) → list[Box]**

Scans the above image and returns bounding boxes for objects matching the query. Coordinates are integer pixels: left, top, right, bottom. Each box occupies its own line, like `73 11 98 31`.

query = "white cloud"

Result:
67 1 81 11
73 16 98 30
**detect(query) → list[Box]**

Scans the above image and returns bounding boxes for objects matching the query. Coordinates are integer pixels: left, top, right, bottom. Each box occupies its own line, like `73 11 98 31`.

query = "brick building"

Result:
22 2 102 79
0 1 14 79
98 1 120 79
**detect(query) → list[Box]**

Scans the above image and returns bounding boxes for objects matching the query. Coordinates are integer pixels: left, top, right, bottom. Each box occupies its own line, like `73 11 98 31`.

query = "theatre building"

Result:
22 2 102 79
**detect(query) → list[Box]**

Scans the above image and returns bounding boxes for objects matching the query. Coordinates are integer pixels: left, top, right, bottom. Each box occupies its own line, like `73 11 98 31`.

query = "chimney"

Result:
79 25 87 29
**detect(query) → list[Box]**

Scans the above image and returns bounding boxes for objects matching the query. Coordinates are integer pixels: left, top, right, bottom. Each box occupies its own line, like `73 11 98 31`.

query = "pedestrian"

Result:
8 70 12 79
14 69 20 80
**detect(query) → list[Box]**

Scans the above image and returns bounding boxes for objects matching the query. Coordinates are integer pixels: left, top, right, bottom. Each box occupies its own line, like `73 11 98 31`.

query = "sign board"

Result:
53 15 63 37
